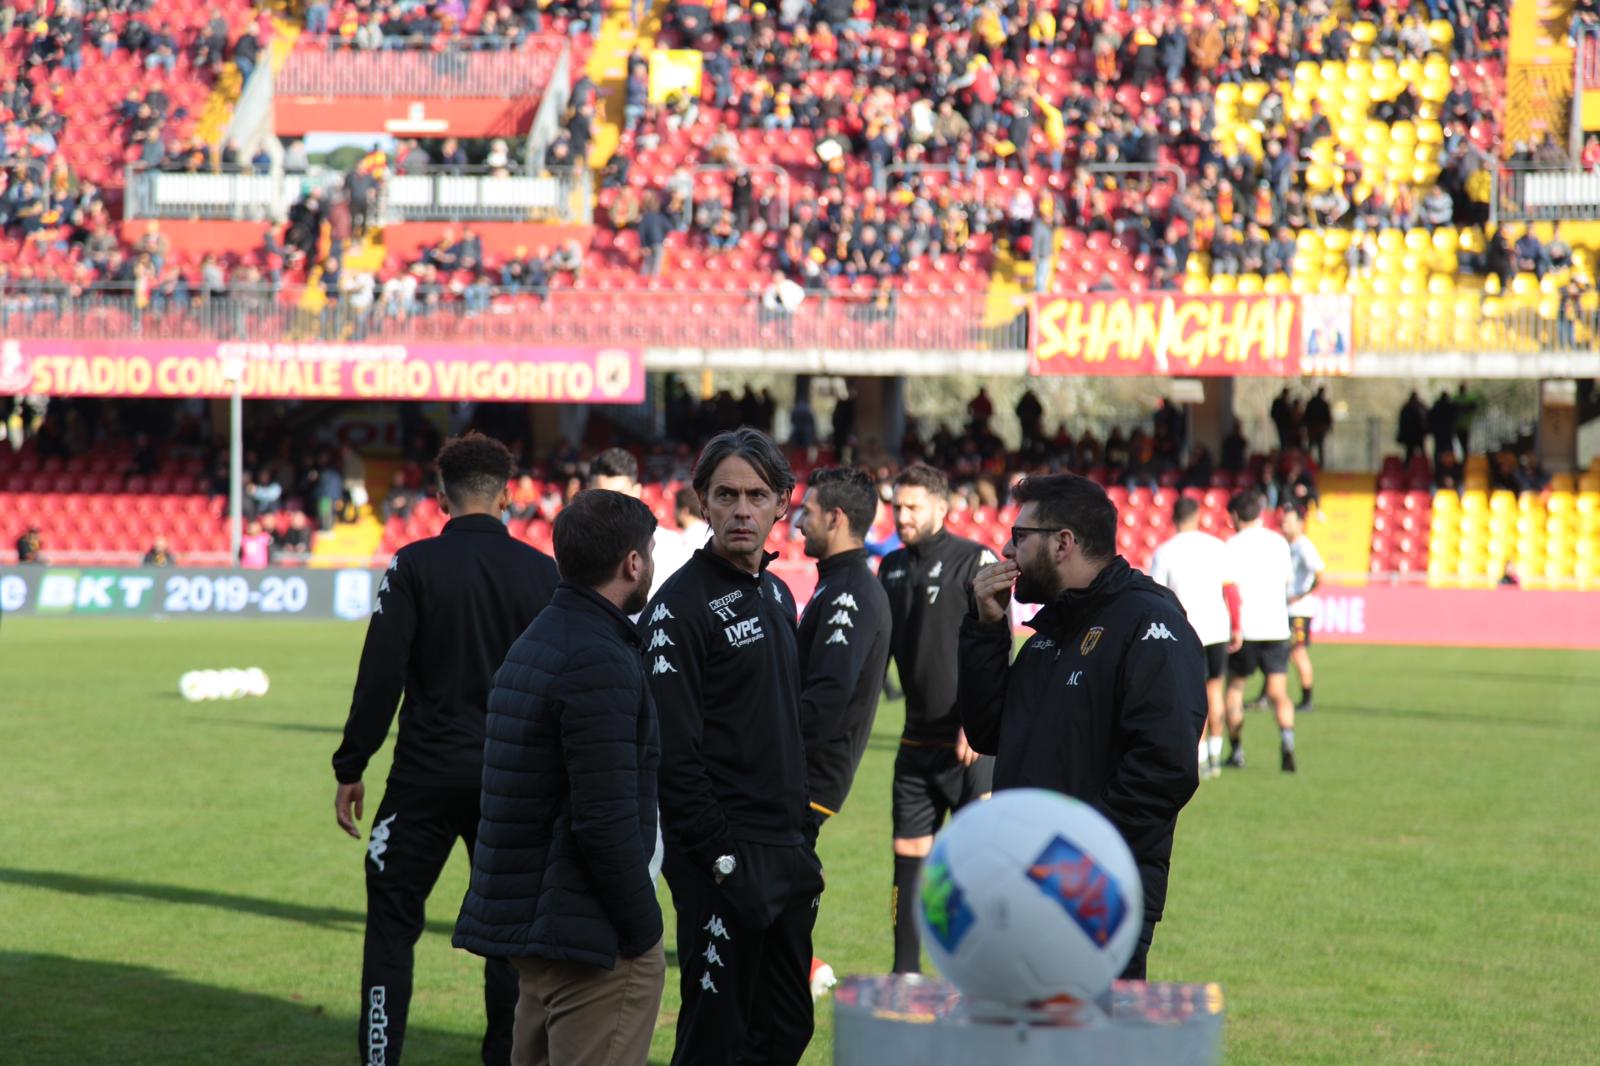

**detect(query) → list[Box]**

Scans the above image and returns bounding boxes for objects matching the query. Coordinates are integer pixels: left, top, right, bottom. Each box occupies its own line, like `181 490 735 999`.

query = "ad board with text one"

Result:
1030 293 1353 377
0 340 644 404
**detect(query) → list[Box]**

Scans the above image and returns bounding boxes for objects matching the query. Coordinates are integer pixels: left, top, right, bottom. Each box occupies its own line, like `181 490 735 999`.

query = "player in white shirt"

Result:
1222 492 1298 773
1278 500 1325 713
651 485 712 589
1150 497 1241 779
589 449 707 601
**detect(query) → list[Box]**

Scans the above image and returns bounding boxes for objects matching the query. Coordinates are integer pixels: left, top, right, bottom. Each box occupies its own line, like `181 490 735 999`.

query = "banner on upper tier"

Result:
1029 293 1351 377
0 340 645 404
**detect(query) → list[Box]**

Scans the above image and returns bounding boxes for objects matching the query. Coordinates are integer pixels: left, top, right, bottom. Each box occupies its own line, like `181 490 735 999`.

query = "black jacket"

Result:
333 513 560 788
798 548 892 817
453 583 662 968
957 556 1206 922
880 529 1006 743
642 548 807 867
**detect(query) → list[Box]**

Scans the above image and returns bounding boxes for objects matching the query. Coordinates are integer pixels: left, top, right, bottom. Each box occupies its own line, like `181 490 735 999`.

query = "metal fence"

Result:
277 38 566 97
3 285 1594 357
1496 167 1600 221
384 167 592 223
0 286 1026 352
125 166 593 224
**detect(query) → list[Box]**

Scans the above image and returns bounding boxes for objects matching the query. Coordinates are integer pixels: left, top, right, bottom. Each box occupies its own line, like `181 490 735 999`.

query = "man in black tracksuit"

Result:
644 428 824 1066
332 433 559 1066
959 474 1206 980
879 463 1007 973
795 467 893 827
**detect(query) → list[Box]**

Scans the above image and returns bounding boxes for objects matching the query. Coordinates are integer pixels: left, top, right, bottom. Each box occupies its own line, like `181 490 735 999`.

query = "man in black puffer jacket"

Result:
454 490 665 1066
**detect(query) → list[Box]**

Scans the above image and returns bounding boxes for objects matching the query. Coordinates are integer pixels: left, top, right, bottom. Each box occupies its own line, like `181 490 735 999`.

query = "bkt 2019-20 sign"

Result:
0 568 382 620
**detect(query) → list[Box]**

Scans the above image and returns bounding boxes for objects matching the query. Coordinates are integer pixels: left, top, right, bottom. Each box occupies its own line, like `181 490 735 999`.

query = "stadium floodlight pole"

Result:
221 355 246 567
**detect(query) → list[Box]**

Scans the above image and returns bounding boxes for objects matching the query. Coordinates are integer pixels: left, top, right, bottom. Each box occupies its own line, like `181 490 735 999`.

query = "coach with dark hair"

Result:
332 431 559 1066
959 473 1206 980
642 427 823 1066
455 489 665 1066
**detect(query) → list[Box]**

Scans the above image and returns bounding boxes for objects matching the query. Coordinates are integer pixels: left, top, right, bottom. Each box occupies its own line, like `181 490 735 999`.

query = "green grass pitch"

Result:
1 618 1597 1064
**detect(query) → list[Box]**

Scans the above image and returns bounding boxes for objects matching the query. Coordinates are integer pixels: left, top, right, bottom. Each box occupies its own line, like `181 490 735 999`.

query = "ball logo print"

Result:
918 844 976 953
1026 836 1129 948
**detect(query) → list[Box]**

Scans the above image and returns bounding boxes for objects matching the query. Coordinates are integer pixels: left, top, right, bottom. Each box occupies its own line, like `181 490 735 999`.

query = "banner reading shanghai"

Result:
1030 294 1323 377
0 340 645 404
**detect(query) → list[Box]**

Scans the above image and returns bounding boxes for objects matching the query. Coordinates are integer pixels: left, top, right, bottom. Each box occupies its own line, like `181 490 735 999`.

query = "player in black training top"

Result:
794 466 892 827
642 428 824 1066
331 432 559 1066
878 463 1007 974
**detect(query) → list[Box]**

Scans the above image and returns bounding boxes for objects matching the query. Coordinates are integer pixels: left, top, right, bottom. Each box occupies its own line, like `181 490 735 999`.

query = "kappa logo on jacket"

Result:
833 592 861 609
647 629 675 650
826 629 850 646
826 611 854 628
649 603 675 625
651 655 678 675
928 561 944 579
708 590 743 622
1142 622 1177 641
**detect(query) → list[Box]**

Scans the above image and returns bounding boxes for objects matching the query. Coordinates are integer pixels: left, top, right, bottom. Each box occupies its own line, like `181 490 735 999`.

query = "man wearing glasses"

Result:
958 473 1206 980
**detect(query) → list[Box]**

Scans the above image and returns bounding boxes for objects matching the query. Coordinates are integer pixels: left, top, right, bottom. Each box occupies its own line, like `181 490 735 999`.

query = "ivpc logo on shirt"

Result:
723 617 765 648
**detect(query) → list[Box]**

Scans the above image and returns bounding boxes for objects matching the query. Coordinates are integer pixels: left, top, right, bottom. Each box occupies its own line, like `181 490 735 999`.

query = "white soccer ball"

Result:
916 789 1144 1006
245 667 270 697
179 671 208 702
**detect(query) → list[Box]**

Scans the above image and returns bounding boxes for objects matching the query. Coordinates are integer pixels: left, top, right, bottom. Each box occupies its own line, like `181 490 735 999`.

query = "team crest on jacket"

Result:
1080 626 1104 656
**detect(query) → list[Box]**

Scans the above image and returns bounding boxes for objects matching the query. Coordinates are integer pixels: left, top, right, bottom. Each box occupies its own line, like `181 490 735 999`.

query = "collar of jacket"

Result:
1026 555 1134 637
694 546 780 584
441 513 509 536
552 582 644 647
907 528 950 559
816 546 869 576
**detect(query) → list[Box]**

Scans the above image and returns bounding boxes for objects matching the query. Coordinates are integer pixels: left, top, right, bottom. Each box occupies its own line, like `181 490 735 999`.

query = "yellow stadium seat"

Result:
1417 121 1443 145
1290 275 1315 295
1433 489 1460 512
1215 83 1242 109
1264 273 1290 294
1547 492 1574 517
1489 491 1515 515
1459 227 1486 254
1461 490 1487 514
1377 230 1404 255
1236 273 1265 294
1317 275 1347 296
1183 275 1209 295
1209 275 1238 295
1364 123 1389 147
1428 274 1456 295
1240 81 1270 108
1510 273 1540 300
1411 163 1443 185
1428 19 1455 46
1391 121 1417 146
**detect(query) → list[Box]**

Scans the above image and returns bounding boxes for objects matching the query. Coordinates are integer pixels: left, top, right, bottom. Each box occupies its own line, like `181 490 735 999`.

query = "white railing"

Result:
125 169 292 220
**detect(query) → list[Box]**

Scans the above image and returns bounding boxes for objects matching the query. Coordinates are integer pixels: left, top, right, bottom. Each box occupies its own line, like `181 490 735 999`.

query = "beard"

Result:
1012 551 1061 605
624 580 651 616
802 527 828 558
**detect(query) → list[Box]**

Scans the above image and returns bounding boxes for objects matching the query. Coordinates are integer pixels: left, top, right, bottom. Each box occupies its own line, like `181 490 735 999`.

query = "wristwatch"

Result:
713 854 737 879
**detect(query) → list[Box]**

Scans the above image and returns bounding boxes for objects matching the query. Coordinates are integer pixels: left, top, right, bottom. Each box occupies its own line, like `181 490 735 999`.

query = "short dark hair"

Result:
1278 499 1307 521
1228 491 1264 523
1173 497 1200 525
435 432 513 508
893 463 949 497
552 490 657 589
673 485 699 516
589 447 639 485
809 466 879 540
1011 474 1118 560
691 427 794 506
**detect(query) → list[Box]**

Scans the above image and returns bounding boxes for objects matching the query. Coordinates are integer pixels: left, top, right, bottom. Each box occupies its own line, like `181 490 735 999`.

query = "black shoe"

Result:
1224 748 1245 769
1296 698 1314 713
1281 748 1297 773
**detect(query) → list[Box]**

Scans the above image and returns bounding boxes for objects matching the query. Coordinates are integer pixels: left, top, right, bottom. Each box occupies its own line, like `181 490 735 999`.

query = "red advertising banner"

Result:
0 340 644 404
1030 293 1350 377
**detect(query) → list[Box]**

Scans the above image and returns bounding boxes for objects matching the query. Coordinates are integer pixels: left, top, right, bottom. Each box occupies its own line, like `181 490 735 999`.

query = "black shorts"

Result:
892 743 993 839
1290 616 1312 649
1229 639 1291 679
1203 643 1228 681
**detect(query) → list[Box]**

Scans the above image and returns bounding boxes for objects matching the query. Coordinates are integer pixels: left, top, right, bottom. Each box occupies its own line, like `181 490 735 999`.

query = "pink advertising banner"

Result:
1002 582 1600 650
0 340 645 405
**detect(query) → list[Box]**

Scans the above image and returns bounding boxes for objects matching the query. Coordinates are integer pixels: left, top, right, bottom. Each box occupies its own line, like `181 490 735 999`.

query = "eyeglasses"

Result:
1009 526 1067 547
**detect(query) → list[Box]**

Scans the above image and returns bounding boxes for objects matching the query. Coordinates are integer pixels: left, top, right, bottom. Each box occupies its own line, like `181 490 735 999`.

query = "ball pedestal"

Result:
833 975 1224 1066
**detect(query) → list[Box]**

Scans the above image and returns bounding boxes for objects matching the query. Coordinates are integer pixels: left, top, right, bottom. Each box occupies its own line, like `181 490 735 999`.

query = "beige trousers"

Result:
510 939 666 1066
